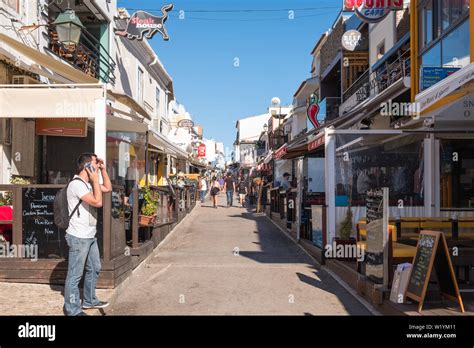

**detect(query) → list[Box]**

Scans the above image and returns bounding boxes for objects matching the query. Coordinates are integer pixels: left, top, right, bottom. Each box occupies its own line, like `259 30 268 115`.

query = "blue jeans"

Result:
226 190 234 206
64 233 101 316
200 190 206 203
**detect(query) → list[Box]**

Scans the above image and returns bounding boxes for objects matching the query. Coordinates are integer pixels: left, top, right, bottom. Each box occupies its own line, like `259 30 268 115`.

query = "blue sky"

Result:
117 0 341 151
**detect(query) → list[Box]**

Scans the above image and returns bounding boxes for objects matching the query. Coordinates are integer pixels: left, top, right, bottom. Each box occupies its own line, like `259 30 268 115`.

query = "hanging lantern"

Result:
53 8 84 45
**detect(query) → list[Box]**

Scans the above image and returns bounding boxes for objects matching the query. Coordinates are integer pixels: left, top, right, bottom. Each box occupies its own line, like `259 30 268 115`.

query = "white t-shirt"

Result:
66 175 97 239
200 178 207 191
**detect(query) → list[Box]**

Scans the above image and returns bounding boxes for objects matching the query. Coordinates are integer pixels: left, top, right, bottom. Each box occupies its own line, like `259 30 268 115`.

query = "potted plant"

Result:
139 187 158 226
334 208 357 261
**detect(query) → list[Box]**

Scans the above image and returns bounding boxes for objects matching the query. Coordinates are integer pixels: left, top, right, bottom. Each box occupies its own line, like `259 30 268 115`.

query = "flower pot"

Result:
139 214 156 226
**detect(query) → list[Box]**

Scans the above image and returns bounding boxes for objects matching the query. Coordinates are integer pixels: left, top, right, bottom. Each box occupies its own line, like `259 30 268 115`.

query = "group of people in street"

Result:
198 172 249 208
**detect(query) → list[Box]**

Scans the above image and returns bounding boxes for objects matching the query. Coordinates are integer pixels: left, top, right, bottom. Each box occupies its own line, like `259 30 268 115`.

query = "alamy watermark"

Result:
324 241 365 262
380 100 421 119
0 242 38 262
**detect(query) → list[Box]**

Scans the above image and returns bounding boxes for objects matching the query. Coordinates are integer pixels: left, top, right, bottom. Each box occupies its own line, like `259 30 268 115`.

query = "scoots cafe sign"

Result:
343 0 404 23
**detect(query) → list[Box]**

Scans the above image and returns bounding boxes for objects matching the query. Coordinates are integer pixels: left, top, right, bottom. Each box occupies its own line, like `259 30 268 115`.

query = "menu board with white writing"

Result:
365 188 389 285
22 187 65 259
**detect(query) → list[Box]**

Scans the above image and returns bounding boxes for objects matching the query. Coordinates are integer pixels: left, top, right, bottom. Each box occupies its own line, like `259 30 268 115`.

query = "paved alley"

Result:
110 195 371 315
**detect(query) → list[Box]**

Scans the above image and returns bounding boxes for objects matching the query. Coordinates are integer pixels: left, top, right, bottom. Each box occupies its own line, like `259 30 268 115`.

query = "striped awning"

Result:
257 163 272 171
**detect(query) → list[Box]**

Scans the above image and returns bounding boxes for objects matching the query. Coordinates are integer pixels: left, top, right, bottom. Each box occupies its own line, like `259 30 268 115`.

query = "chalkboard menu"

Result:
22 187 65 259
405 230 464 313
364 188 389 285
406 233 436 298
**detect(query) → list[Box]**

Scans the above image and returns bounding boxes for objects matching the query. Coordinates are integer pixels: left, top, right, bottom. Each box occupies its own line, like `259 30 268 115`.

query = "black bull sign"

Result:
115 4 173 41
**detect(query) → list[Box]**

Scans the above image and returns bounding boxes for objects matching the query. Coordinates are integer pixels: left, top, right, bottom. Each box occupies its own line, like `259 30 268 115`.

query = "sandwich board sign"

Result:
405 231 464 313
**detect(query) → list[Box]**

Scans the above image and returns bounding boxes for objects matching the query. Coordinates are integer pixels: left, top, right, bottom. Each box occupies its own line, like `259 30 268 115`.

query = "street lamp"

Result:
53 8 84 45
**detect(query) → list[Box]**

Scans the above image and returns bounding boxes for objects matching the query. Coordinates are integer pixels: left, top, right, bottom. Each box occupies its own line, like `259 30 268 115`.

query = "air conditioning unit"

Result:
12 75 40 85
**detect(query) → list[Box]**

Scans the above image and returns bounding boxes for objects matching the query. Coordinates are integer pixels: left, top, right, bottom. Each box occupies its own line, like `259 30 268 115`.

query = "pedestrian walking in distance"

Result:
210 176 221 208
198 175 207 203
64 153 112 316
223 172 236 207
238 176 248 208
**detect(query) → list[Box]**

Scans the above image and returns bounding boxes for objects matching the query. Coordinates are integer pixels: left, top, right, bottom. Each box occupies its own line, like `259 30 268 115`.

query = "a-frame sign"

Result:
405 230 464 313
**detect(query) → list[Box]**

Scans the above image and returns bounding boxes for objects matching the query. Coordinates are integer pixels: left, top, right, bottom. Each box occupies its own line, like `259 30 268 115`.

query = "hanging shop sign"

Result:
177 119 195 128
197 143 206 158
421 67 461 91
35 118 88 137
114 4 174 41
306 93 320 129
341 29 362 51
343 0 404 23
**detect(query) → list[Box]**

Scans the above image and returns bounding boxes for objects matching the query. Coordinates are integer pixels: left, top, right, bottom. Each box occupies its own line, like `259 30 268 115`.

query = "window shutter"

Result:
11 119 35 177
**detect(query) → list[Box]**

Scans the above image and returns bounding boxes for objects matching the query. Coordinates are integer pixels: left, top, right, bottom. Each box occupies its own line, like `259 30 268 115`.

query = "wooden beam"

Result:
12 187 22 246
102 191 111 262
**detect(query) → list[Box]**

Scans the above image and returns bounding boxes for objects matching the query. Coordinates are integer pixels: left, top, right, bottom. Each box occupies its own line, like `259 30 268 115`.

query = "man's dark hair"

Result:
77 152 97 173
283 172 290 178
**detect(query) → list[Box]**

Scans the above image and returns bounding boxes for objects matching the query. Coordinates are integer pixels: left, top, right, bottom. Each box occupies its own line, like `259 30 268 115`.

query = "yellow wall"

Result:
410 0 419 102
471 2 474 62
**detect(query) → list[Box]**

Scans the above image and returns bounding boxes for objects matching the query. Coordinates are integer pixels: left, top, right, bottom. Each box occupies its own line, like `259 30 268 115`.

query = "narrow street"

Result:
111 195 371 315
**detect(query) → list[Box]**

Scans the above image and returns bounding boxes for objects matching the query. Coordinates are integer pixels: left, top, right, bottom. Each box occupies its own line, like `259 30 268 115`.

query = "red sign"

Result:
308 136 325 151
343 0 403 23
273 146 288 160
36 118 88 137
114 5 173 41
197 143 206 158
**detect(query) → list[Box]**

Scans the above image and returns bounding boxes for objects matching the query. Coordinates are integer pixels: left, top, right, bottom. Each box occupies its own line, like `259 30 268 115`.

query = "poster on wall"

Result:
364 187 389 285
311 205 324 248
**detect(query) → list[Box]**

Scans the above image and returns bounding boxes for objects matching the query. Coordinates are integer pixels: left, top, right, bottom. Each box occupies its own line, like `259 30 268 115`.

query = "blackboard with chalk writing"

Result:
22 187 65 259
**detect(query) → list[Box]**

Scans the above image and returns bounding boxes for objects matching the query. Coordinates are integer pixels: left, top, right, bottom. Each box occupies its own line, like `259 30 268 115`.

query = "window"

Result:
155 87 161 117
1 0 19 13
440 139 474 209
442 20 470 67
376 40 385 60
422 41 442 67
137 67 144 104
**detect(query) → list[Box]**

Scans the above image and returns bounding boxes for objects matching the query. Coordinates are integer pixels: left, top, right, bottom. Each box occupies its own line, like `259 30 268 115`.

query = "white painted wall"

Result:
237 114 270 142
369 12 396 69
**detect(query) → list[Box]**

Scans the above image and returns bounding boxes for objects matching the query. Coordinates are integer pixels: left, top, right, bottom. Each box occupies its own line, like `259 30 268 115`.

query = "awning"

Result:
281 136 308 159
148 129 189 159
263 150 273 164
273 144 288 160
416 62 474 114
0 33 98 83
108 90 152 120
257 163 272 171
307 133 325 152
0 84 105 118
106 114 148 133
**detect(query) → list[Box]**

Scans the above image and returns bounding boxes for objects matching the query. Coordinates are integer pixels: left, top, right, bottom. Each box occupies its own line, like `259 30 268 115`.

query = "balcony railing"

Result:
343 49 411 103
48 26 116 84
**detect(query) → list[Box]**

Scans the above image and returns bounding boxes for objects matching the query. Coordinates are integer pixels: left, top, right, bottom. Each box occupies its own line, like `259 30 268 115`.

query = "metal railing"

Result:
48 25 116 84
343 49 411 103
